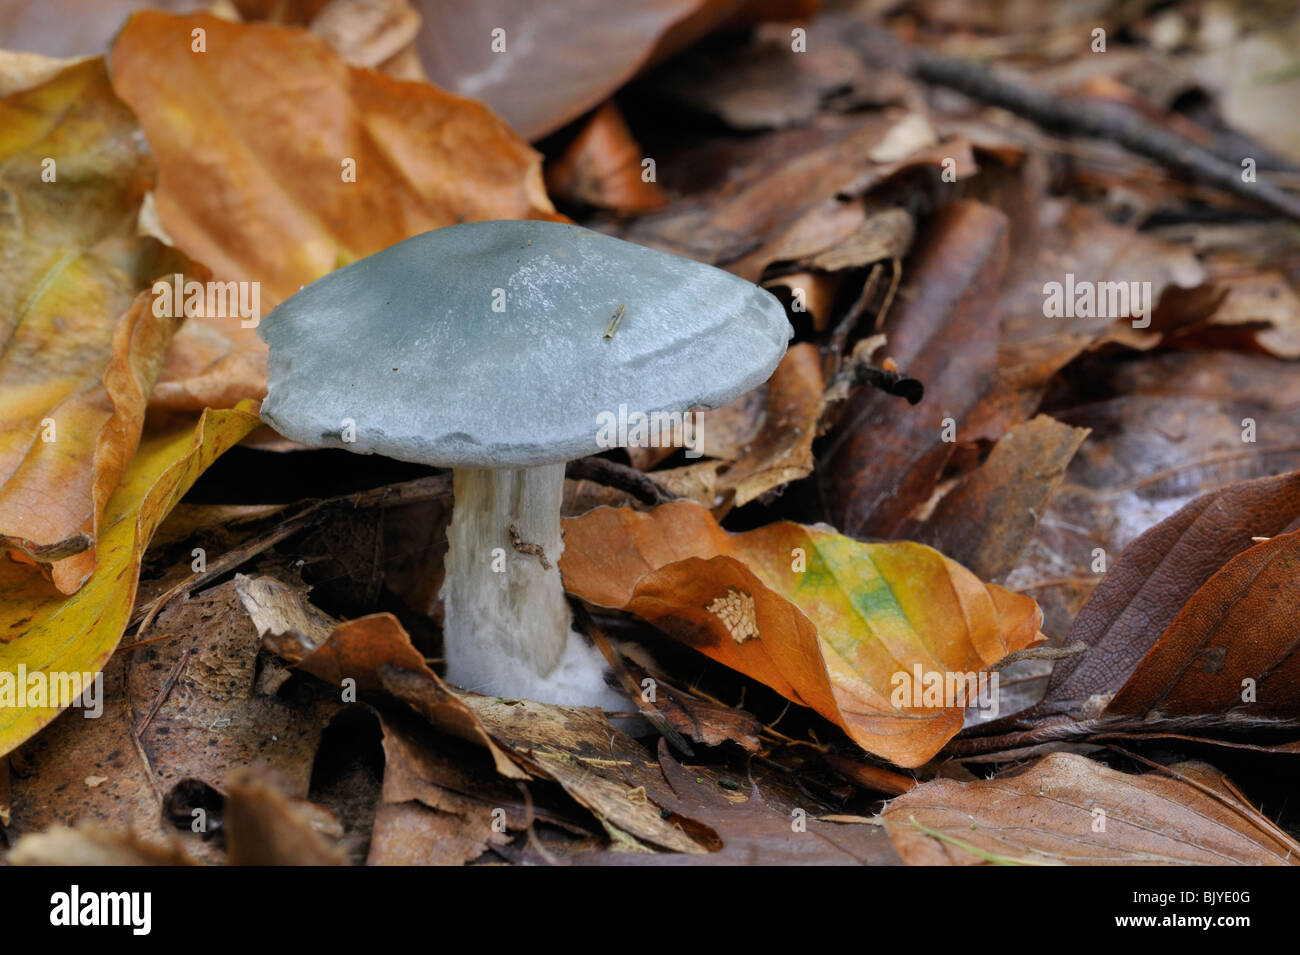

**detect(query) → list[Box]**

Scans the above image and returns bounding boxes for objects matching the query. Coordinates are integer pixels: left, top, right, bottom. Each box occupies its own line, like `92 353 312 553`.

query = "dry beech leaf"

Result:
9 823 201 866
653 343 825 509
238 578 528 781
455 694 710 854
880 752 1298 866
0 57 203 592
546 101 667 214
225 768 347 866
821 200 1008 540
1032 470 1300 722
561 501 1044 767
911 414 1090 582
0 403 261 757
1107 530 1300 721
410 0 755 142
108 10 560 410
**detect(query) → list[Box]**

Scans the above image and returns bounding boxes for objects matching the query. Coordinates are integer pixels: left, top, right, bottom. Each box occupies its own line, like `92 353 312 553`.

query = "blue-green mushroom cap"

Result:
258 219 793 468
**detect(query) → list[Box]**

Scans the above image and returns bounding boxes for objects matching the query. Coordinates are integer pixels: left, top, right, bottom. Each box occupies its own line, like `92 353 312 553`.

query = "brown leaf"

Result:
546 101 667 214
577 741 901 865
5 579 333 864
1107 530 1300 721
966 198 1204 442
652 343 825 508
911 414 1090 581
410 0 762 141
820 200 1009 539
0 58 202 591
237 575 528 780
656 19 892 131
621 113 974 279
454 693 711 854
1035 471 1300 721
561 502 1043 767
880 752 1298 865
109 10 559 410
225 768 347 865
1001 349 1300 644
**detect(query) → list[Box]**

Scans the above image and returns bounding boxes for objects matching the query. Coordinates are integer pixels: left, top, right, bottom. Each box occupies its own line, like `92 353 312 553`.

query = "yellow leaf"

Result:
0 57 205 593
561 502 1044 768
0 403 260 757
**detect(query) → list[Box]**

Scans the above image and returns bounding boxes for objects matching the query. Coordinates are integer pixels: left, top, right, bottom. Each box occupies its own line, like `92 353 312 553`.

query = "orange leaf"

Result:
561 502 1043 767
0 57 203 593
108 11 560 410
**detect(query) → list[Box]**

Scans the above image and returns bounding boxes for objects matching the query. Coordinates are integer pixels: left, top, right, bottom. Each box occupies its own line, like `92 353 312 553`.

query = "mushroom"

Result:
258 220 791 707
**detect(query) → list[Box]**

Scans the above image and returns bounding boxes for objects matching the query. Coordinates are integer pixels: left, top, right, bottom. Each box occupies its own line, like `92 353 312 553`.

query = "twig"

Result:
565 456 678 505
134 646 193 736
899 41 1300 220
988 640 1088 672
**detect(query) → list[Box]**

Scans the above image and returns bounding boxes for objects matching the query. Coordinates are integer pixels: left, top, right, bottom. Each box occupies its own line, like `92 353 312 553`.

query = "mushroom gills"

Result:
440 464 625 709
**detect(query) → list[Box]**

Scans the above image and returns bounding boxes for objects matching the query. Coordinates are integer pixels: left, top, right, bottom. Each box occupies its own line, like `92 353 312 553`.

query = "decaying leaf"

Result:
1034 470 1300 722
652 343 825 508
1107 530 1300 721
455 693 710 854
820 200 1008 539
880 752 1298 865
911 415 1090 582
0 57 202 591
109 10 560 410
561 501 1044 767
546 101 667 214
225 768 348 865
0 403 260 758
9 822 201 866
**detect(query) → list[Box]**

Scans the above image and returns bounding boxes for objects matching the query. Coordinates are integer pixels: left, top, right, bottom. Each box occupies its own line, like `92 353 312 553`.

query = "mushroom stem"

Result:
440 464 621 707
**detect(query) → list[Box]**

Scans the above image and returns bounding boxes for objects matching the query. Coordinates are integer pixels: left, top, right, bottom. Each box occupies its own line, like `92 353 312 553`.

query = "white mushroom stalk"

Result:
257 220 791 709
441 464 620 707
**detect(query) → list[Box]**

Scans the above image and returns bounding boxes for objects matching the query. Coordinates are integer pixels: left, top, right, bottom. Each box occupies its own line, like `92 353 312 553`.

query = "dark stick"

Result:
566 455 679 505
845 26 1300 221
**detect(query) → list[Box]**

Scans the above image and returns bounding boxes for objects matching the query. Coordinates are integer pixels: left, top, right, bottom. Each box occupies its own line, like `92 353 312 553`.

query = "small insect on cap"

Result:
258 219 793 468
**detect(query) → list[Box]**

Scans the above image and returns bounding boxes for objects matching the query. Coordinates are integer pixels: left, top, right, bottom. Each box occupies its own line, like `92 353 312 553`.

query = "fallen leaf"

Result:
455 693 710 854
561 501 1044 767
9 822 201 866
546 101 667 214
966 198 1204 443
656 19 891 131
820 200 1008 539
1033 470 1300 722
577 740 901 865
1001 349 1300 644
0 57 202 591
225 768 347 865
109 10 560 409
621 113 974 279
238 578 527 780
1107 530 1300 721
0 402 260 757
652 343 825 508
911 414 1090 581
880 752 1298 865
410 0 747 141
